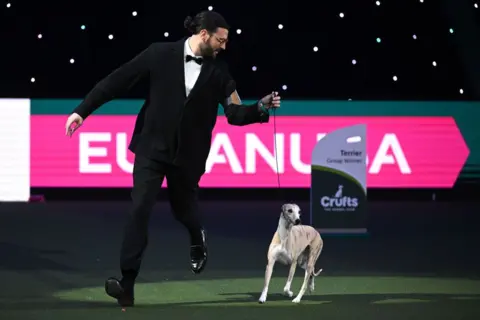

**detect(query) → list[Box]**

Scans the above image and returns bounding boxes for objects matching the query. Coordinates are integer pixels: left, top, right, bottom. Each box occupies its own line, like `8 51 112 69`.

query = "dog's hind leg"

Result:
292 241 322 303
283 259 297 298
308 274 315 293
259 258 276 304
292 264 312 303
308 242 324 293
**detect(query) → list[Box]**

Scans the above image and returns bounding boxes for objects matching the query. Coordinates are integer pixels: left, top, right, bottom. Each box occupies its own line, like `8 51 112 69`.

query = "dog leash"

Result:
271 93 285 203
272 107 281 190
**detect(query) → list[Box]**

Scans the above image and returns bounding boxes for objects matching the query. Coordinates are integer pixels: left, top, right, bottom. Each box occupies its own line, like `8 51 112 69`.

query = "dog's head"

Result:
281 203 302 226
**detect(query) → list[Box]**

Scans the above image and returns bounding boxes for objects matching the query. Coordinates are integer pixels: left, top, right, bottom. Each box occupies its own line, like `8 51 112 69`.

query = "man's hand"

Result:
259 92 281 111
65 113 84 137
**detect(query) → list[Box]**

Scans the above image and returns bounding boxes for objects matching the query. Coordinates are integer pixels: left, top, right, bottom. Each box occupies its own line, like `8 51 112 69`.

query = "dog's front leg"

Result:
259 258 275 304
283 259 297 297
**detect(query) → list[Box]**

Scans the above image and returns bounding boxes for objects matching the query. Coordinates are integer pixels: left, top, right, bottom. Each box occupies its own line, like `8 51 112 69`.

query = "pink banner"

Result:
30 116 469 188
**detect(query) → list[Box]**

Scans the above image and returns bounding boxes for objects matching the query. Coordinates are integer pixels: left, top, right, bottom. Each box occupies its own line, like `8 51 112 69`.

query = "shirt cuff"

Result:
257 100 269 114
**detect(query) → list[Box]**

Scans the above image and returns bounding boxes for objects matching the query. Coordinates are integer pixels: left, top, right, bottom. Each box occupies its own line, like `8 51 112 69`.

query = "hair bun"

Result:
183 16 194 31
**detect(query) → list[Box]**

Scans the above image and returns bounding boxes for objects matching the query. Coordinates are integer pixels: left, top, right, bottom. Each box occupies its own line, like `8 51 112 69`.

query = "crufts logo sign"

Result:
320 185 359 212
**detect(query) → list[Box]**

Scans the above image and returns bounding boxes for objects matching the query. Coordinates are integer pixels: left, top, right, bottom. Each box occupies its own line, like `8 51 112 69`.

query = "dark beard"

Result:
200 43 216 58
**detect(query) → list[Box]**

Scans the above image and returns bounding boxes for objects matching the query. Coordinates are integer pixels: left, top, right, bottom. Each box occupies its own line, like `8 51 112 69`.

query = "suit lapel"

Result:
171 38 187 99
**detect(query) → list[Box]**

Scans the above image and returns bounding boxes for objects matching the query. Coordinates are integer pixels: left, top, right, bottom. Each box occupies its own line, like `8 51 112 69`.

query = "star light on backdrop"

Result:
0 0 478 100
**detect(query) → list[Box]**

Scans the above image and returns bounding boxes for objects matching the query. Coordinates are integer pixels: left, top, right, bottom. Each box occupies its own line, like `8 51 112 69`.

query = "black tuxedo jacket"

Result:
73 38 269 177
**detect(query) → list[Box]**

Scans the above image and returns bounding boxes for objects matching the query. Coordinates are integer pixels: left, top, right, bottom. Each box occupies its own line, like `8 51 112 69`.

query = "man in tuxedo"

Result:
64 10 281 306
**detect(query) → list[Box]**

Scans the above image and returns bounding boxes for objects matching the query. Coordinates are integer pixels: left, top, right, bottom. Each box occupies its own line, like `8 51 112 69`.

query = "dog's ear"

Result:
281 204 286 212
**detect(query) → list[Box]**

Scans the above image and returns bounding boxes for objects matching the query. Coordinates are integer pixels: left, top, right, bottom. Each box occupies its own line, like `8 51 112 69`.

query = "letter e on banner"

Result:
79 133 112 173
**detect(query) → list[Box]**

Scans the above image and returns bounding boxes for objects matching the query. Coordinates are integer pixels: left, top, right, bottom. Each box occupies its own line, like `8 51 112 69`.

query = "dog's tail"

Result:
313 268 323 276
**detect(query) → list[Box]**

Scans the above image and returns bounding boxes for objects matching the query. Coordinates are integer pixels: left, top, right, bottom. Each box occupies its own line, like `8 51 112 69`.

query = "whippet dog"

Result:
259 203 323 304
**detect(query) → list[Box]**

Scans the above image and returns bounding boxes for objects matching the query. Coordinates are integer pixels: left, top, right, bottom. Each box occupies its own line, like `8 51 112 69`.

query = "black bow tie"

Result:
186 55 203 65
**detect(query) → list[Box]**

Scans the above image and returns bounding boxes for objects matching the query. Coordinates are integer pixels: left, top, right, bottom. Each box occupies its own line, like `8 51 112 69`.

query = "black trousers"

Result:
119 154 203 281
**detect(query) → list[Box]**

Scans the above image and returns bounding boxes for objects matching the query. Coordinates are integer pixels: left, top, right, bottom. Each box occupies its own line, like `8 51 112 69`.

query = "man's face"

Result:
199 28 229 58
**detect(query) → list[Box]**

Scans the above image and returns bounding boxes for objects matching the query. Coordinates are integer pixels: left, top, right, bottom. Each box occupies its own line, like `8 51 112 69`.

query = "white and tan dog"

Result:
258 203 323 304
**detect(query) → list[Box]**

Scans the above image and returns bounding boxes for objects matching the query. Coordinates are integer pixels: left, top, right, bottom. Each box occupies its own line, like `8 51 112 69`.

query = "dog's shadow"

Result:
220 292 311 303
217 291 480 305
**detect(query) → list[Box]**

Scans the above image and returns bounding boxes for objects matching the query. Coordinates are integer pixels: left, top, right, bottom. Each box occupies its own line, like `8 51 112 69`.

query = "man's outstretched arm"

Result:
221 86 268 126
72 43 157 120
221 80 280 126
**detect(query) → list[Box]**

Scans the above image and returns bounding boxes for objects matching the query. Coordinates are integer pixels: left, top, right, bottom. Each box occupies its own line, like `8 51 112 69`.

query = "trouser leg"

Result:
165 165 203 244
120 155 165 282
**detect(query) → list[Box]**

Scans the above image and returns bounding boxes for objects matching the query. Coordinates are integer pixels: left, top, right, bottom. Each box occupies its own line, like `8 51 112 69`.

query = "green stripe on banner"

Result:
30 99 480 179
311 164 366 194
31 99 480 116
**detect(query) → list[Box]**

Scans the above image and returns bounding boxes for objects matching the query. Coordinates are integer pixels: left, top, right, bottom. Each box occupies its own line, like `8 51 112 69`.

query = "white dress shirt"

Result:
184 38 202 97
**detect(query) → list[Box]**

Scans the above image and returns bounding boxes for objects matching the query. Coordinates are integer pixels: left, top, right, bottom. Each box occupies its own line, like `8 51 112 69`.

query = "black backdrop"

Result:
2 0 480 201
2 0 478 100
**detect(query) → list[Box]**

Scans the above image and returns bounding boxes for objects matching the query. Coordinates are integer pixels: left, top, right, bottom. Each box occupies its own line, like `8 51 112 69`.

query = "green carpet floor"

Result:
1 201 479 320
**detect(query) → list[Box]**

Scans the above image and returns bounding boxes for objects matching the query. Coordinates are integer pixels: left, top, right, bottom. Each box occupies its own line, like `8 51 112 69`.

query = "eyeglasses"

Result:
213 35 228 44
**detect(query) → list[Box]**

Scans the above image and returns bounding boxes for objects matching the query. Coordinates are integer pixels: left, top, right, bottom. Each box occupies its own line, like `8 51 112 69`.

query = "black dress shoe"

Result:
190 229 208 274
105 277 134 307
